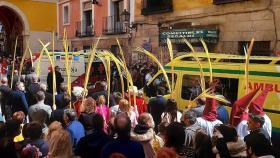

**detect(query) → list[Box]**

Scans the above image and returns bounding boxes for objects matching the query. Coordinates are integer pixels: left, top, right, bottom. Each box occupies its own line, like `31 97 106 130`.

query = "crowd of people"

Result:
0 65 279 158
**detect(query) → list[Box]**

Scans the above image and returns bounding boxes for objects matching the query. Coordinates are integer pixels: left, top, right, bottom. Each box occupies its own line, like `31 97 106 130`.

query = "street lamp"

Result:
121 9 130 22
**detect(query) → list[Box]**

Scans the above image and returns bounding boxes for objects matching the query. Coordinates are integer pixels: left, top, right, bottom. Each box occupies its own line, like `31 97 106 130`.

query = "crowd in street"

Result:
0 65 279 158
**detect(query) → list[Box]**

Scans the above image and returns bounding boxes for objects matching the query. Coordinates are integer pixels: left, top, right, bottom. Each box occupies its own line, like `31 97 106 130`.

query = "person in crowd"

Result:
229 88 259 139
191 98 205 117
196 97 223 137
118 98 138 128
181 110 201 148
32 109 50 136
215 94 230 124
75 113 114 158
0 77 12 119
0 119 22 158
157 121 169 142
212 124 247 158
29 91 52 121
13 111 26 143
21 143 42 158
164 122 192 157
79 97 96 135
110 92 123 117
11 69 20 88
249 89 272 137
39 83 53 108
50 94 71 126
26 75 41 106
25 67 37 87
45 121 63 140
161 99 182 124
101 113 145 158
90 81 116 107
46 129 74 158
245 132 276 158
131 113 164 158
148 87 167 132
245 114 271 145
54 84 67 108
96 95 110 127
10 81 29 115
193 129 215 158
145 68 153 83
72 86 85 118
47 66 64 93
157 147 178 158
63 108 85 149
129 86 147 115
24 122 49 157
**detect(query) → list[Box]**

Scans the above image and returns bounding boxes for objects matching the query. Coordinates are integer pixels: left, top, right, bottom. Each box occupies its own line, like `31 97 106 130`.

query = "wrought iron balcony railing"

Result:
75 21 94 37
102 16 127 35
141 0 173 16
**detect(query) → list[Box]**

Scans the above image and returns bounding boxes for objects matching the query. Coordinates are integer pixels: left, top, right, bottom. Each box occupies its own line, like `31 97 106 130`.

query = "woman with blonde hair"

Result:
96 95 110 131
119 98 138 128
79 97 96 135
46 129 74 158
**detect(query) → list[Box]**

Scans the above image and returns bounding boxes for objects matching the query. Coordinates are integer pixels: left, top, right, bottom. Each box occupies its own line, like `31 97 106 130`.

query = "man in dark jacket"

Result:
148 86 167 132
10 82 29 115
0 77 12 119
47 66 64 94
26 75 40 106
89 81 115 107
101 113 145 158
75 113 113 158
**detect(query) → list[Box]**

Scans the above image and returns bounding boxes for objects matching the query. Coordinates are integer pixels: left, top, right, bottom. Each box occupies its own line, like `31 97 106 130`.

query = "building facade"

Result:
0 0 58 55
58 0 135 63
132 0 280 64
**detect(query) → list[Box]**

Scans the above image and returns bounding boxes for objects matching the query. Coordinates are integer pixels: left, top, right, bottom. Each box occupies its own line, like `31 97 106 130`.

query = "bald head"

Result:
1 77 8 85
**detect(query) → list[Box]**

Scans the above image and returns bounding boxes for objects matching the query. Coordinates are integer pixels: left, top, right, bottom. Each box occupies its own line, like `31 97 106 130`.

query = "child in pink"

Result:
96 95 110 131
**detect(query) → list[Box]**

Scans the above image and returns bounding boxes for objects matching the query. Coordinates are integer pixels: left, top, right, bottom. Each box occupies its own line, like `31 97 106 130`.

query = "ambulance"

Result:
143 52 280 142
33 51 107 91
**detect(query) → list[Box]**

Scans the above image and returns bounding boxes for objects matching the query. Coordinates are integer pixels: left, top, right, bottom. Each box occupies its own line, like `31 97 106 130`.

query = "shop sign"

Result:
159 29 219 44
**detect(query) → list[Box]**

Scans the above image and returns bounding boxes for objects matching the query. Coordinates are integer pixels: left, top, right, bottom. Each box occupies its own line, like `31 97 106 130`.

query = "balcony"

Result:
141 0 173 16
102 16 127 35
75 21 94 37
213 0 248 5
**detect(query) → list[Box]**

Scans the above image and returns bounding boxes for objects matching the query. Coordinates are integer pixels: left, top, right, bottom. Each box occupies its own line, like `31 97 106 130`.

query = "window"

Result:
63 3 70 25
145 73 177 97
141 0 173 15
181 75 238 103
238 41 271 56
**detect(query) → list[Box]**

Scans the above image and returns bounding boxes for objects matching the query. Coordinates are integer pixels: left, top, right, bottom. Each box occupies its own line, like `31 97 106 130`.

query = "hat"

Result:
129 86 138 95
72 86 84 97
202 98 218 121
249 89 268 116
215 94 231 104
249 113 265 126
229 88 259 126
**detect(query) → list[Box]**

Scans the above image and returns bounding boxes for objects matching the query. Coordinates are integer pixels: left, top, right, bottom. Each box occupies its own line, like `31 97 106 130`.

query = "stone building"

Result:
131 0 280 64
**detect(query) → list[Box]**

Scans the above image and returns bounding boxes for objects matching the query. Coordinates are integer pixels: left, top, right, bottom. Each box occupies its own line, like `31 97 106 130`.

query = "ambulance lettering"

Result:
249 82 280 93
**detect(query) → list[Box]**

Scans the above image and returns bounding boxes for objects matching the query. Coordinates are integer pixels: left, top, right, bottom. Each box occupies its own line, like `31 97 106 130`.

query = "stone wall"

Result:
132 0 280 59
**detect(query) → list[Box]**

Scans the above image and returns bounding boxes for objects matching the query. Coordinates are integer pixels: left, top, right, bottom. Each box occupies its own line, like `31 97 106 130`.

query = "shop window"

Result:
144 73 177 97
63 3 70 25
181 75 238 103
238 41 271 56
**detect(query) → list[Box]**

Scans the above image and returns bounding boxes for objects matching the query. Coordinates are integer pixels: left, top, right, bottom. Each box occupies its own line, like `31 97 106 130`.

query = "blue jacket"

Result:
67 120 85 149
10 90 29 114
217 106 229 124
